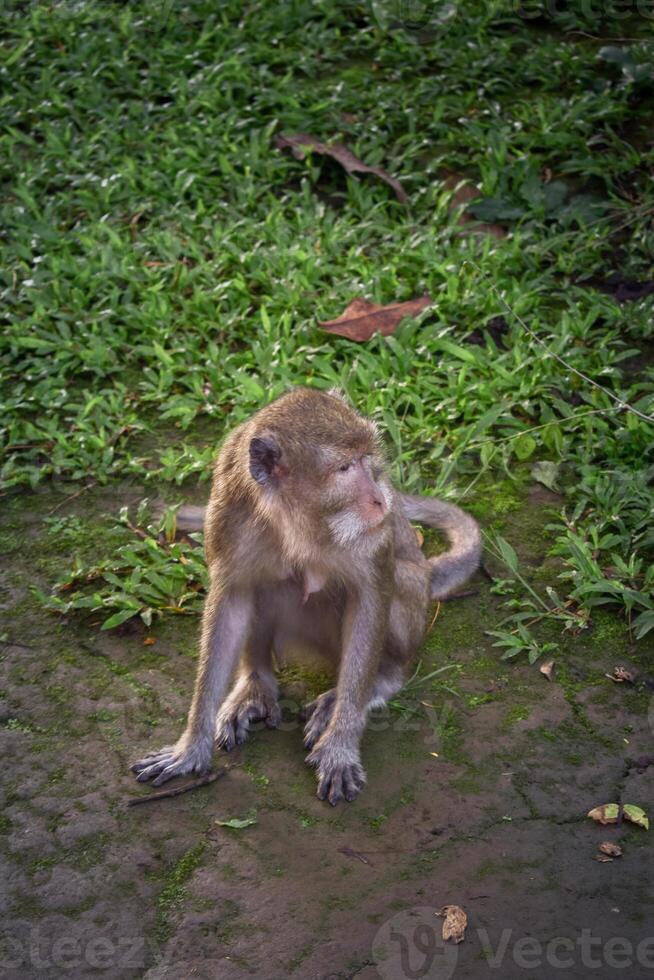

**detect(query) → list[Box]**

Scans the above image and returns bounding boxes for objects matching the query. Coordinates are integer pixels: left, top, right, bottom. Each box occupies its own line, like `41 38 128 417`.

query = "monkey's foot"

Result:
306 741 366 806
215 676 281 752
131 736 212 787
301 688 336 750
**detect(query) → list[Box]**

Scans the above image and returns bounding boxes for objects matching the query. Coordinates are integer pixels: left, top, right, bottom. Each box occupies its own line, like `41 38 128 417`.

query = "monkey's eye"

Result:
338 461 353 473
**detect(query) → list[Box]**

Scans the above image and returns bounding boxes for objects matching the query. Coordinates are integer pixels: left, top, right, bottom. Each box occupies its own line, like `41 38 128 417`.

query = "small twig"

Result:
124 519 150 542
339 846 372 866
48 481 96 516
427 601 442 633
569 30 642 42
508 600 582 634
126 768 231 807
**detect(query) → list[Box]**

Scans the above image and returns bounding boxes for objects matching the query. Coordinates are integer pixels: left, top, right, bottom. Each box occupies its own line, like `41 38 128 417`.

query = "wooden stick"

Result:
47 481 96 515
127 768 230 807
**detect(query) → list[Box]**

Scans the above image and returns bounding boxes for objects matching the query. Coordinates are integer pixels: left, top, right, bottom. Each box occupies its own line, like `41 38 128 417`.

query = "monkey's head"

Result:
247 388 392 548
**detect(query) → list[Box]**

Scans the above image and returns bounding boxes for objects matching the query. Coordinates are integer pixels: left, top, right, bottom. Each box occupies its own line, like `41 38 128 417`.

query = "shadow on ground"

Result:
1 486 652 979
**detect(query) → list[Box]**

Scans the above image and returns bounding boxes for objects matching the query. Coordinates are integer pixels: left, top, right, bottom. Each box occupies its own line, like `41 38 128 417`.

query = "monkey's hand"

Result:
130 733 212 786
306 739 366 806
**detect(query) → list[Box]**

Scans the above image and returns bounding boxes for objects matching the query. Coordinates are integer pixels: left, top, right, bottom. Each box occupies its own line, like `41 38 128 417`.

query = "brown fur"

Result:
132 388 481 804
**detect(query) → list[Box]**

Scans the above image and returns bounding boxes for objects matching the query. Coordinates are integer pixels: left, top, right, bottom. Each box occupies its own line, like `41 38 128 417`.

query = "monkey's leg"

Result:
131 579 253 786
215 609 280 751
305 590 387 805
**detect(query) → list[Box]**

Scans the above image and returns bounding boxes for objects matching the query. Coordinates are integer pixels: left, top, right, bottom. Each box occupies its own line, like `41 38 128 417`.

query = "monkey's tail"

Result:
399 493 481 600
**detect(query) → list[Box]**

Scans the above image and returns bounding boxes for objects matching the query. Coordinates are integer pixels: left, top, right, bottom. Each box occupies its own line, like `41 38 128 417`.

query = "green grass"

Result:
2 1 653 653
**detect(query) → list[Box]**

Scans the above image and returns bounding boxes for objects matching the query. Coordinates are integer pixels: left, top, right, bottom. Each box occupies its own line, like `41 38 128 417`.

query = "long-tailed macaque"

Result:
132 388 481 804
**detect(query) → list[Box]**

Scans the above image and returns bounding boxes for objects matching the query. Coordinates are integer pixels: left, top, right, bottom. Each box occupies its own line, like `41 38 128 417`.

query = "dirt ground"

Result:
1 485 653 979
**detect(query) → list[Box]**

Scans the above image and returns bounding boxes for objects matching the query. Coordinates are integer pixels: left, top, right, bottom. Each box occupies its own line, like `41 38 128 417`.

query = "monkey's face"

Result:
249 434 391 547
247 389 392 549
320 451 393 546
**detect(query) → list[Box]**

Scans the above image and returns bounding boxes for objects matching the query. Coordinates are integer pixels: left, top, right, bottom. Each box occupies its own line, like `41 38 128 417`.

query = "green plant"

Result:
36 502 208 630
1 0 652 654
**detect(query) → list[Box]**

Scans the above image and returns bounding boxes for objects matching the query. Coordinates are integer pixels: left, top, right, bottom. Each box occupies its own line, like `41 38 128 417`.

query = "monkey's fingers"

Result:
316 764 366 806
131 747 175 774
308 747 366 806
151 764 188 787
135 757 176 782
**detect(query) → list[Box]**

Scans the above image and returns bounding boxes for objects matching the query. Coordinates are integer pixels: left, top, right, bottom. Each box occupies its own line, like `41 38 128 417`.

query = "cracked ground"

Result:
1 485 652 980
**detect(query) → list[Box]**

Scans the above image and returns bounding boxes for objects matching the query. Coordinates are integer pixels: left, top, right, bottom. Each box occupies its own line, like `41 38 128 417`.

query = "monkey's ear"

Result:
249 434 283 485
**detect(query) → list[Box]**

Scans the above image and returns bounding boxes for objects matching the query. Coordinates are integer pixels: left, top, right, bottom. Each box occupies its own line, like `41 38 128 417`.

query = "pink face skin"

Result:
333 454 389 530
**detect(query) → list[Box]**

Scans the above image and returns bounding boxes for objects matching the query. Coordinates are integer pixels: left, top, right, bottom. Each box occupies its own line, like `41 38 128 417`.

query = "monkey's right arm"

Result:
131 572 252 786
306 574 389 805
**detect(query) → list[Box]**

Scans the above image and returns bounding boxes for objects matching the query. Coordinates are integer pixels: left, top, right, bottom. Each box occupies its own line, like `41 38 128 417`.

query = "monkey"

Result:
131 388 481 805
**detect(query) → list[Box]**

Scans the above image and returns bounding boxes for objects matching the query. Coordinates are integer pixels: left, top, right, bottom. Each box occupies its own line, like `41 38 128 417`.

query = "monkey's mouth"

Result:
362 511 388 532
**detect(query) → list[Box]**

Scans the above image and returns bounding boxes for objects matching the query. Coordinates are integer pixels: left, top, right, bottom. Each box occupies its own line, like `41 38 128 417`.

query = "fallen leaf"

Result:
443 175 506 239
319 295 432 342
436 905 467 944
588 803 620 825
540 659 555 681
623 804 649 830
216 811 257 830
588 803 649 830
531 460 561 492
274 133 407 202
606 665 637 684
595 854 614 863
414 527 424 547
599 842 623 857
143 636 156 646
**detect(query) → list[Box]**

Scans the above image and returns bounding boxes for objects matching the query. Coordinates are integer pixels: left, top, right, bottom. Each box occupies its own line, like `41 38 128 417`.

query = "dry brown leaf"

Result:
599 842 623 857
587 804 620 826
143 637 156 646
606 665 637 684
595 854 614 863
588 803 649 830
274 133 408 203
414 527 424 547
442 175 506 239
539 659 555 681
436 905 467 944
319 295 432 342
